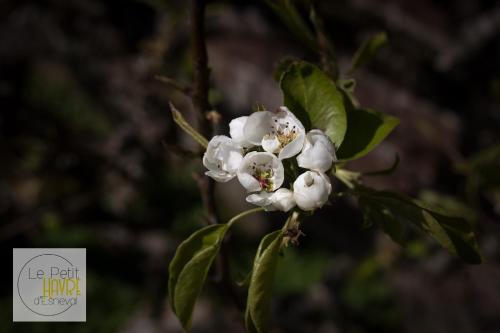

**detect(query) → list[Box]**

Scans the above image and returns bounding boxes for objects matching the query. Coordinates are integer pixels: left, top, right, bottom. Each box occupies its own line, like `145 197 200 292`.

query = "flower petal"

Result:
205 170 235 182
270 188 296 212
229 116 254 148
278 131 305 159
246 192 276 211
262 134 281 154
243 111 273 145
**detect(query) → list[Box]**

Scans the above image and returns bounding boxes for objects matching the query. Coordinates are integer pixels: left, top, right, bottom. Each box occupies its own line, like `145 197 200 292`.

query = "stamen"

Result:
252 166 274 192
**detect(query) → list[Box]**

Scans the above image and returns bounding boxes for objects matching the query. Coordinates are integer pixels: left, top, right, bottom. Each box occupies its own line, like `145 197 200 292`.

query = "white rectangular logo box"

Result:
13 248 86 322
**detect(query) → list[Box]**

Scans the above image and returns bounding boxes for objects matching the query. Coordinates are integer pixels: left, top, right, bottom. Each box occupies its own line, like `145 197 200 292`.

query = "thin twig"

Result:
310 2 339 80
155 75 191 96
161 140 201 158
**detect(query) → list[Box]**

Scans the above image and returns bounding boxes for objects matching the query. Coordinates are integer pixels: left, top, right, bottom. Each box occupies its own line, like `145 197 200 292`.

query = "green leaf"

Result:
357 187 482 264
273 56 298 83
170 102 209 148
419 190 478 226
337 105 399 161
246 230 284 333
168 224 228 330
359 197 404 244
280 61 347 147
363 154 400 177
265 0 316 52
349 32 388 74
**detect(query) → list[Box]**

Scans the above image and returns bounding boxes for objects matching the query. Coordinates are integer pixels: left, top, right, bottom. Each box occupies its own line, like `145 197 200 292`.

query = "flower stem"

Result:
333 169 361 189
227 207 265 228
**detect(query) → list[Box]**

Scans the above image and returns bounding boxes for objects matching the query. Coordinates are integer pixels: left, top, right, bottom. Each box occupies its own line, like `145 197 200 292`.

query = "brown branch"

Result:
191 0 212 140
189 0 245 315
190 0 219 226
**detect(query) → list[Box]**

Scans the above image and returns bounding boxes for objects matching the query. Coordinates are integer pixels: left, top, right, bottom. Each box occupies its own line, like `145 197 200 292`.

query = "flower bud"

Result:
203 135 243 182
293 171 332 211
297 129 336 172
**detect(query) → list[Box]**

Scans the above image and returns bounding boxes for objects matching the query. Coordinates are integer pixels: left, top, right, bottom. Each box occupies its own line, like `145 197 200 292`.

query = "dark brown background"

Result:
1 0 500 332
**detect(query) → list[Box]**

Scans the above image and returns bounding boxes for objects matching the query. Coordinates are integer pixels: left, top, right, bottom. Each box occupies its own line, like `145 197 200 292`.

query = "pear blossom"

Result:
246 188 296 212
243 107 305 159
237 152 284 192
203 135 243 182
297 129 337 172
293 171 332 211
229 116 254 148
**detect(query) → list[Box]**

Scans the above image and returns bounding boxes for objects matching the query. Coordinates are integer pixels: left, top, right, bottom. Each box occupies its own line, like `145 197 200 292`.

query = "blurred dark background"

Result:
1 0 500 332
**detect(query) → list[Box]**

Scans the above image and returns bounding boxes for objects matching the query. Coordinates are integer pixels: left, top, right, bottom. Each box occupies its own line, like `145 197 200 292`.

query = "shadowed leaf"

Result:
246 230 284 333
357 187 482 264
337 105 399 161
168 224 228 330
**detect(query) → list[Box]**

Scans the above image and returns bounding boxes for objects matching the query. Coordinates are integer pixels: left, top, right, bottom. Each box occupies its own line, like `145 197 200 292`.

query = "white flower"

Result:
243 106 305 159
297 129 337 172
229 116 254 148
293 171 332 211
203 135 243 182
237 152 284 192
246 188 296 212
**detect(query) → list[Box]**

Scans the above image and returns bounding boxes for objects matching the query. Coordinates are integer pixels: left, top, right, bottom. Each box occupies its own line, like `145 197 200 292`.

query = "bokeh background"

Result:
2 0 500 332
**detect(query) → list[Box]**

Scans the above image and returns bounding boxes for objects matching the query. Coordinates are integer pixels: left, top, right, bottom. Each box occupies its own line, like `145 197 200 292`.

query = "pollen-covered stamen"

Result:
268 121 298 148
251 162 274 191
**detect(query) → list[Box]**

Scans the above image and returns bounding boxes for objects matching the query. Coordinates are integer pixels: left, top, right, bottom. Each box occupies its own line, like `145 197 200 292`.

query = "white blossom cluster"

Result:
203 107 337 212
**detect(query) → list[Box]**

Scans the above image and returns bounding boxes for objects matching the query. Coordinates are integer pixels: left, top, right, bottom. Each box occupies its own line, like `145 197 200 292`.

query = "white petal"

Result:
229 116 254 148
226 150 244 173
262 134 281 154
270 188 296 212
243 111 273 145
278 131 305 159
246 191 273 205
237 173 262 192
277 107 304 126
270 155 285 191
205 170 234 182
